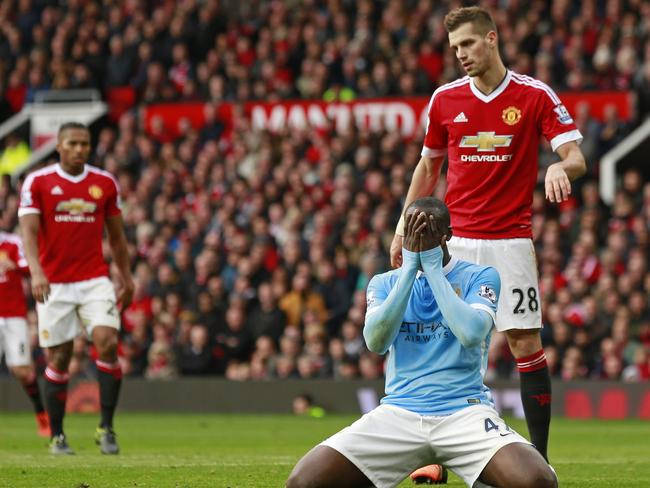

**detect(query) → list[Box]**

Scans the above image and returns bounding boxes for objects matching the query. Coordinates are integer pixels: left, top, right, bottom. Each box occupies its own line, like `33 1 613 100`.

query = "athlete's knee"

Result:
11 365 33 383
286 468 317 488
286 453 327 488
523 464 557 488
47 344 73 371
93 328 119 360
505 329 542 358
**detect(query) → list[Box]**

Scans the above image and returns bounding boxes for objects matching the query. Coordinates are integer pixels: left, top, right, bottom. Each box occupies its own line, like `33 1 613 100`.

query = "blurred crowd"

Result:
2 0 650 114
0 0 648 383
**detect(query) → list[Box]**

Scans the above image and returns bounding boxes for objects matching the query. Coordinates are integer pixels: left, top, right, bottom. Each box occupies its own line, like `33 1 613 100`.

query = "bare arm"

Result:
106 215 134 310
545 141 587 203
390 155 444 267
399 155 445 234
19 214 49 302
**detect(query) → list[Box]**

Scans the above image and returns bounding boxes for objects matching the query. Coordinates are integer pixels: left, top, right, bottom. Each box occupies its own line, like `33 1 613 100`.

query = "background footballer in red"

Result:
0 231 49 437
19 122 134 455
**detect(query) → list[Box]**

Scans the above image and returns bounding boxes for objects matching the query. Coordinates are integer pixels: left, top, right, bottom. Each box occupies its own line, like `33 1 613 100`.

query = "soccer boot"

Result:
49 434 75 455
95 426 120 454
35 411 50 438
410 464 448 484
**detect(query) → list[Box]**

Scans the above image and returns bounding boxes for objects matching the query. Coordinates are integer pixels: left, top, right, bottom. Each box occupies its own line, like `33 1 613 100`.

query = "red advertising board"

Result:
142 91 633 142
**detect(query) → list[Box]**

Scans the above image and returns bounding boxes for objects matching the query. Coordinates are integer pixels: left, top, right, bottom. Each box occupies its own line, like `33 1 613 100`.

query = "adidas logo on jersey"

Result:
453 112 468 123
51 186 63 195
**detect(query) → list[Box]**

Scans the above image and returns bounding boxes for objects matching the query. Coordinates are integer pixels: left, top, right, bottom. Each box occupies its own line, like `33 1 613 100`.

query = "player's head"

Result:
56 122 91 171
444 6 499 78
405 197 453 242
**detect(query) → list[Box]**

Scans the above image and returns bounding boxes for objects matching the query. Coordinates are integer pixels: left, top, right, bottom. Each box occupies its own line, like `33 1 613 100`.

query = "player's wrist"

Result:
401 248 420 268
31 267 46 278
395 214 405 237
420 247 443 269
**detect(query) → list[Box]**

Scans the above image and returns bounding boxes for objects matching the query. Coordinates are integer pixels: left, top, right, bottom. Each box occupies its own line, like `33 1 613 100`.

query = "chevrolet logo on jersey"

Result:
460 132 513 152
56 199 97 215
55 199 97 222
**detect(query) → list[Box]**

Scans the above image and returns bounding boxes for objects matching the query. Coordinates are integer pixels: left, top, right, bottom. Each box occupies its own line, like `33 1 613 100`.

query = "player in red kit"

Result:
390 7 586 482
0 231 49 437
19 122 134 455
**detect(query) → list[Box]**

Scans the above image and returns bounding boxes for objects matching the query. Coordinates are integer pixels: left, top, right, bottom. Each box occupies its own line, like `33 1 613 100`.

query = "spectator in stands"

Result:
279 272 328 329
145 341 178 380
247 282 286 343
177 324 214 376
216 305 253 365
0 133 30 176
122 319 150 377
106 35 134 88
273 355 298 379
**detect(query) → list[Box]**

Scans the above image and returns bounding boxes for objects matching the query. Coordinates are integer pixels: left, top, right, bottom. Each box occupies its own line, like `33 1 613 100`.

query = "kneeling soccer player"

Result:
287 198 556 488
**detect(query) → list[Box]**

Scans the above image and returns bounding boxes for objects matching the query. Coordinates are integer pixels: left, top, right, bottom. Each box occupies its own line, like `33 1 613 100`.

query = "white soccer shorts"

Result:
448 237 541 331
36 276 120 347
321 403 530 488
0 317 32 367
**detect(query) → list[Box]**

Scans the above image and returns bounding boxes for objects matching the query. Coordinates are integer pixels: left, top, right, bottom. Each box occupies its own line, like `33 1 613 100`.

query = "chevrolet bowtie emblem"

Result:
459 132 513 152
55 199 97 215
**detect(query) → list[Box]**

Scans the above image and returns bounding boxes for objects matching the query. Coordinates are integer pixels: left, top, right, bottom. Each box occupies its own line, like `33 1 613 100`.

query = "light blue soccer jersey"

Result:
365 256 500 416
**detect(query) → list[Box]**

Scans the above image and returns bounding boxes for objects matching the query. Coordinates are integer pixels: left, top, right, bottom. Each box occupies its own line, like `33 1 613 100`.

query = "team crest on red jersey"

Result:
501 106 522 126
88 185 103 199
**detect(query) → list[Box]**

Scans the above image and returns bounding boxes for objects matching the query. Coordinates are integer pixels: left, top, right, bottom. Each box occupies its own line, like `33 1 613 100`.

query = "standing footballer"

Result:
18 122 134 455
390 6 586 480
0 231 50 437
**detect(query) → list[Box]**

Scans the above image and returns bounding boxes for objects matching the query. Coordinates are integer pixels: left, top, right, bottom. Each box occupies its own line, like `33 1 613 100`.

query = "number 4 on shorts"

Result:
484 418 500 432
484 418 514 437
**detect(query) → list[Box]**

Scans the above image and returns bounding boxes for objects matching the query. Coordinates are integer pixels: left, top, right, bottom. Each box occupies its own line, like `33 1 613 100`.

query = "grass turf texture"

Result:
1 413 649 487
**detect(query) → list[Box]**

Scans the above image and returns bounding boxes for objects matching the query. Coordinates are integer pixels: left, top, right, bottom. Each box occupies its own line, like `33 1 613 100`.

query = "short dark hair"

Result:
406 197 451 229
444 6 497 35
58 122 89 136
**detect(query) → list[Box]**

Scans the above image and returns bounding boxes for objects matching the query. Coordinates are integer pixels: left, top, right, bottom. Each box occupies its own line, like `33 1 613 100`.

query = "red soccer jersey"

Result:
0 232 28 318
422 70 582 239
18 163 121 283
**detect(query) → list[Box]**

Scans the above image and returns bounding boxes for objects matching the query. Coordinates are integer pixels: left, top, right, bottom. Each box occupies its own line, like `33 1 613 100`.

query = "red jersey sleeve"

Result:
106 177 122 218
538 83 583 152
17 172 42 217
421 92 448 158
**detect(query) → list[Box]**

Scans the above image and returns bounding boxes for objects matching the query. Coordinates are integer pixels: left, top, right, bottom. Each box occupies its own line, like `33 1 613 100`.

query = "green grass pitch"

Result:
1 412 649 487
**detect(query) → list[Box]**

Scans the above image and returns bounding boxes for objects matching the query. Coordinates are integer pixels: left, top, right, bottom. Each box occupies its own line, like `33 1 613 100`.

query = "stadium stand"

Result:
0 0 648 382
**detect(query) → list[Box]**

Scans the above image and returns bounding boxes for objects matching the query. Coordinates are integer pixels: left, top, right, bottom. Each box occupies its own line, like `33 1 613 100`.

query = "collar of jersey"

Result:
416 255 458 279
469 69 511 103
56 163 88 183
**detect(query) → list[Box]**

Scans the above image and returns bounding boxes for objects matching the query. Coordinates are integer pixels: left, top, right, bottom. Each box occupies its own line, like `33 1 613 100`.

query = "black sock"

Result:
21 373 45 414
44 366 69 437
517 349 551 461
96 360 122 429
